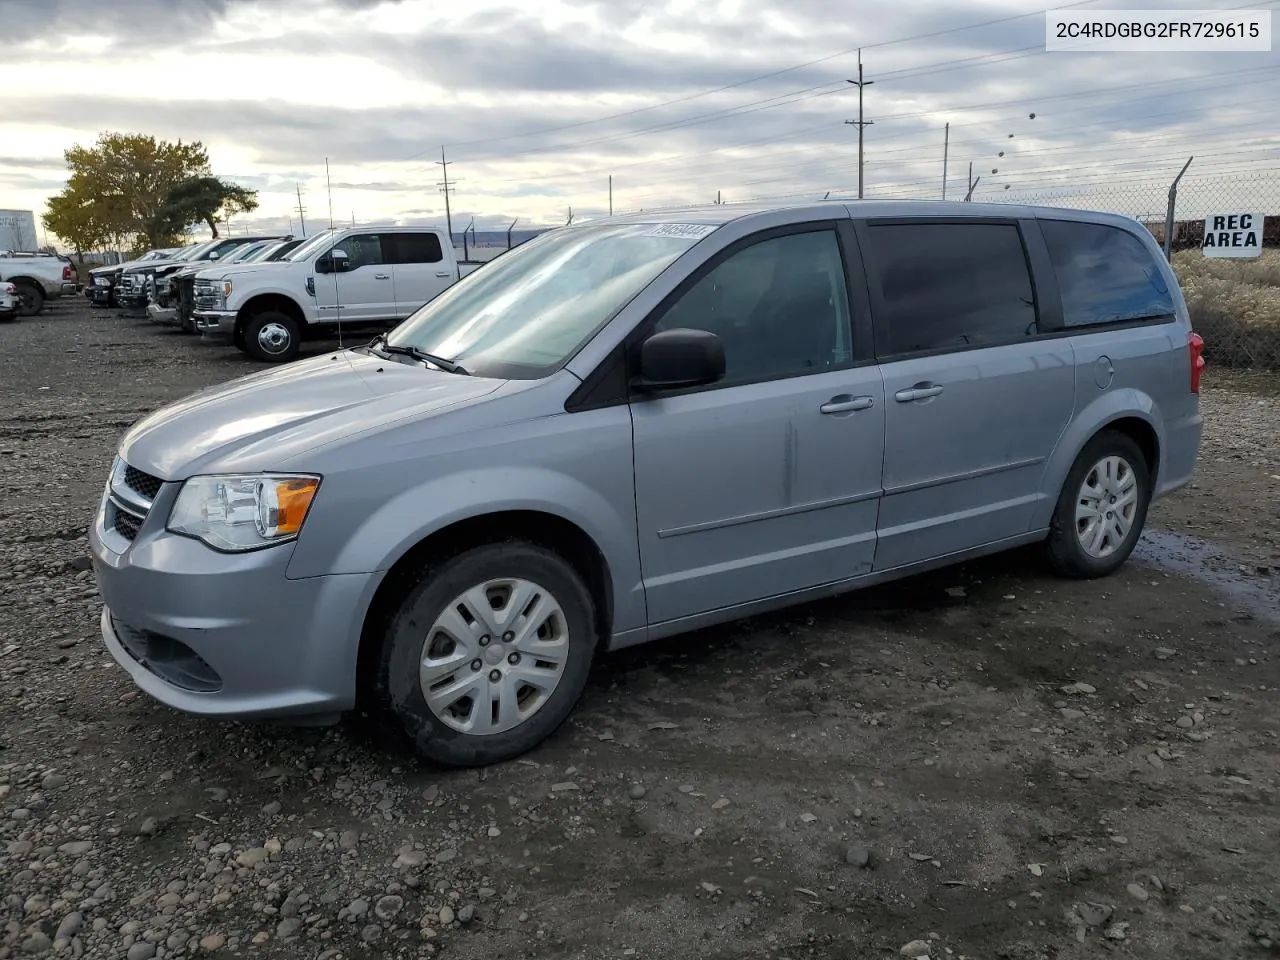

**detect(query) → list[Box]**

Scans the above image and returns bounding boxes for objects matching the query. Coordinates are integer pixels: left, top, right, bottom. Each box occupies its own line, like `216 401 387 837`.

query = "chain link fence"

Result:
996 172 1280 369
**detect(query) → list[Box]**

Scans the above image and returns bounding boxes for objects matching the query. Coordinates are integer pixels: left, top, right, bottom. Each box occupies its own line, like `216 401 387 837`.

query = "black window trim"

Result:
566 219 870 412
1033 216 1179 333
854 215 1047 363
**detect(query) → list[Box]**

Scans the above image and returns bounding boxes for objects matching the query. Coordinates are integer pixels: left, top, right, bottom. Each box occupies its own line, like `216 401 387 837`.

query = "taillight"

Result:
1188 331 1206 394
63 265 72 281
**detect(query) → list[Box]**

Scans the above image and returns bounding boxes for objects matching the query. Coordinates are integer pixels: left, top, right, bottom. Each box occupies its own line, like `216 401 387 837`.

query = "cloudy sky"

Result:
1 0 1276 245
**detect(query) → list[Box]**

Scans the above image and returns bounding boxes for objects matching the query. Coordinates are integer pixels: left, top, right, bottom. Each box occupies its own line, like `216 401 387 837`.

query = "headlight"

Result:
168 474 320 552
222 280 233 299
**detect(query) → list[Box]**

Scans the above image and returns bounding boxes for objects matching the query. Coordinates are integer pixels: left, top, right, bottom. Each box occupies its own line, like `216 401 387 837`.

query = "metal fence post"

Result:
1164 156 1194 261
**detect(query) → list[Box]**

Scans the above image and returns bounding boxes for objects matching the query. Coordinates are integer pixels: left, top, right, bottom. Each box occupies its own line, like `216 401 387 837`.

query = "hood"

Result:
90 263 126 277
193 262 287 282
118 349 506 479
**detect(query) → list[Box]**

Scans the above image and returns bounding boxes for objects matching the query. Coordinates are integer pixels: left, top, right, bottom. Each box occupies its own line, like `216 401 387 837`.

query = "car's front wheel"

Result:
375 542 598 767
1046 430 1151 578
243 310 301 363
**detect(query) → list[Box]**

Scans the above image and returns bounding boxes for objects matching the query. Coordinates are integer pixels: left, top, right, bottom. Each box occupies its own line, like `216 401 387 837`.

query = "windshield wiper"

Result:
370 334 468 375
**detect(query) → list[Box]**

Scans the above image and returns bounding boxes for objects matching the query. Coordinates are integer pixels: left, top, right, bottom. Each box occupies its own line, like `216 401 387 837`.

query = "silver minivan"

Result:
89 200 1205 766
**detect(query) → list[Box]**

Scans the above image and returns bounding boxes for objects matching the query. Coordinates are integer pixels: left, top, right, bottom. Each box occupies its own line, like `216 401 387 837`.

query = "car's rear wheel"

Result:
1046 430 1151 579
375 542 597 767
14 281 43 317
243 310 301 363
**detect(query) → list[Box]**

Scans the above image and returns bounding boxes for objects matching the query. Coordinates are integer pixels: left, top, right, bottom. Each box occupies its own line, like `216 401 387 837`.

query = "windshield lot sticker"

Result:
637 223 718 240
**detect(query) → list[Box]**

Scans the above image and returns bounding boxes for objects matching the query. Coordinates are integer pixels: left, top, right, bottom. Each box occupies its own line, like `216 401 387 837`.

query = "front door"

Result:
630 225 885 626
857 218 1076 571
386 231 454 317
313 233 395 323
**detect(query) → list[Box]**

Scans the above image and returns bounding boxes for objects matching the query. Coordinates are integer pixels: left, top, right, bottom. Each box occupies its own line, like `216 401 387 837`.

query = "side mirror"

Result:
634 328 726 392
209 251 220 260
329 248 350 273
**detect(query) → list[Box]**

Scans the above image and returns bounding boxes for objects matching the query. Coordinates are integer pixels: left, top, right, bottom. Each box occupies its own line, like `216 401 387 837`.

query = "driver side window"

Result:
331 234 385 271
652 229 852 386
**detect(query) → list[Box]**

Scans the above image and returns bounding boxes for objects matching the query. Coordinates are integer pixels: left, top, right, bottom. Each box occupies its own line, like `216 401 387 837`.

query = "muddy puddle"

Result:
1134 528 1280 625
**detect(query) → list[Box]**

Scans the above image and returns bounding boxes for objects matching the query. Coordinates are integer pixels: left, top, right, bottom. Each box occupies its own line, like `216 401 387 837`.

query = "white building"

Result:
0 209 39 252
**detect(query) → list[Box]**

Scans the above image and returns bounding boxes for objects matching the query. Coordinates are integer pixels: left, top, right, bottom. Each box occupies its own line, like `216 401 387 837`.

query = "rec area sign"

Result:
1202 212 1264 259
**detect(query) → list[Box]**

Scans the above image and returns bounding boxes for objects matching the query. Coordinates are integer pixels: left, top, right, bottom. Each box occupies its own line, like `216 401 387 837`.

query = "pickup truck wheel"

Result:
1045 430 1151 579
14 281 44 317
232 323 247 353
244 311 301 363
376 542 597 767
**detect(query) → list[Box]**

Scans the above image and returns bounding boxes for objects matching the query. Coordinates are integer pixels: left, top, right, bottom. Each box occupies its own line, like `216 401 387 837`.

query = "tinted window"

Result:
331 234 384 270
385 232 444 264
1041 220 1174 327
653 229 852 385
864 222 1037 356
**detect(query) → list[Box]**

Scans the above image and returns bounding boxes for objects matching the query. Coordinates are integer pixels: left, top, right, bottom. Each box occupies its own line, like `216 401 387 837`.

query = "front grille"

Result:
111 615 223 692
102 458 162 547
123 465 162 501
112 507 142 540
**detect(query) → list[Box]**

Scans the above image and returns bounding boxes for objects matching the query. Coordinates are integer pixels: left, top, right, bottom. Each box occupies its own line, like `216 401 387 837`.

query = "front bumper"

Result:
149 302 182 325
194 309 236 340
90 490 377 720
87 285 114 305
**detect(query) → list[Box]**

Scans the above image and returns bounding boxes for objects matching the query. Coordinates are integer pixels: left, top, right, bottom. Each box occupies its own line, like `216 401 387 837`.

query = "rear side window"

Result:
384 232 444 264
863 222 1037 357
1040 220 1175 327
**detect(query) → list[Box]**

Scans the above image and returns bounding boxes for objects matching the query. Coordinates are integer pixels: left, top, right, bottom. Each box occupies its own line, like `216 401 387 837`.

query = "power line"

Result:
485 65 1279 192
405 0 1103 158
596 90 1280 205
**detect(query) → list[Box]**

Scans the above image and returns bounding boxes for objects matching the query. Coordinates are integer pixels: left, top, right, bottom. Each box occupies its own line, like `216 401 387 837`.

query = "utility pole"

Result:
436 147 458 244
609 175 613 216
295 184 307 236
845 49 874 199
942 122 949 200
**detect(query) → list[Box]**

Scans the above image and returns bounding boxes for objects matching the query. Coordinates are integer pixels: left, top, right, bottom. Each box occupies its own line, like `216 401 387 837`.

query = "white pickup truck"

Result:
193 226 486 362
0 252 78 317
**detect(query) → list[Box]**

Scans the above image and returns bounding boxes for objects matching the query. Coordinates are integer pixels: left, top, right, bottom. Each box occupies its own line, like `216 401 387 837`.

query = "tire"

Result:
14 281 44 317
243 310 301 363
1045 430 1151 579
375 541 598 767
232 323 247 353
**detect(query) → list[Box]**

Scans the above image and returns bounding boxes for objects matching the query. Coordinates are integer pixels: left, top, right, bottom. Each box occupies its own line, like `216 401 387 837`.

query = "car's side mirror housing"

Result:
633 328 726 392
315 249 349 275
208 251 220 261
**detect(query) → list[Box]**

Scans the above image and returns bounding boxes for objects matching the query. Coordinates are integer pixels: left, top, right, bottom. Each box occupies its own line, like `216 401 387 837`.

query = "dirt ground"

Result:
1 298 1278 960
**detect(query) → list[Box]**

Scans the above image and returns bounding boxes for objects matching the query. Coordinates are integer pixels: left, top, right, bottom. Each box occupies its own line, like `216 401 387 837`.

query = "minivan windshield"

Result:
384 220 715 378
283 230 339 263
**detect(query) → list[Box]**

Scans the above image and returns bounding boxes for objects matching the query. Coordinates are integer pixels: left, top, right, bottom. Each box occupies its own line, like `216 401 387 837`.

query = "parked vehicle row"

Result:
89 199 1204 767
90 225 487 363
0 250 78 317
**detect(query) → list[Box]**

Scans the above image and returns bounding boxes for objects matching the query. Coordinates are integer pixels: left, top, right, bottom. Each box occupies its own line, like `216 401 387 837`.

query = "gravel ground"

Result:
1 299 1278 960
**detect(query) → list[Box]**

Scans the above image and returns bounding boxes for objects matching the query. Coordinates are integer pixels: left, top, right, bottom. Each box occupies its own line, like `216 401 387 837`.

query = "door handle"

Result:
374 273 391 280
820 395 875 414
435 271 452 278
895 384 944 403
